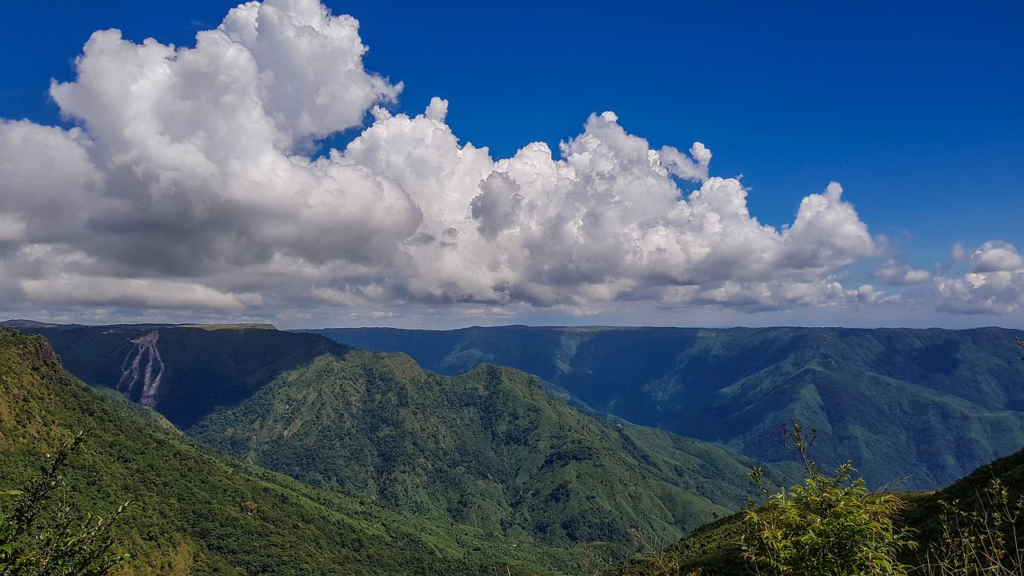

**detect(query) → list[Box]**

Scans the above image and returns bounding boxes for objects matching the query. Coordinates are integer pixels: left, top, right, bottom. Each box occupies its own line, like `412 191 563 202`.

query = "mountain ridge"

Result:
8 323 788 556
309 325 1024 490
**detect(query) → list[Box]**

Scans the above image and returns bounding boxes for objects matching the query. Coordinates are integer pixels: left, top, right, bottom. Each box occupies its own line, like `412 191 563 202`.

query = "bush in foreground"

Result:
0 433 128 576
741 423 916 576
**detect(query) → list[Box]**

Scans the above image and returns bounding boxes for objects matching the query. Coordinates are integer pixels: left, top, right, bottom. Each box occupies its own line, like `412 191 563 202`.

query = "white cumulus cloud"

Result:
971 241 1024 273
931 241 1024 315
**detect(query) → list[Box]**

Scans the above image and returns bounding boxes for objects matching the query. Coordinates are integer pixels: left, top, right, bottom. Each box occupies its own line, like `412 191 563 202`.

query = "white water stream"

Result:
117 331 165 407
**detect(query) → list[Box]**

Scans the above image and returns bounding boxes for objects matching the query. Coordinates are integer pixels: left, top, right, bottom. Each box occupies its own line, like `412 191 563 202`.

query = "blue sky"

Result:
1 0 1023 328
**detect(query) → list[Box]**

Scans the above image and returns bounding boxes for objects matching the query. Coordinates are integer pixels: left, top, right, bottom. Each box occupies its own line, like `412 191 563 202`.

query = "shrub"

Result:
742 423 916 576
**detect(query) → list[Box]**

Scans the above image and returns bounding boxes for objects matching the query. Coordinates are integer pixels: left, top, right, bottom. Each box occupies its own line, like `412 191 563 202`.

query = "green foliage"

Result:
741 423 916 576
606 337 1024 576
17 323 1024 575
912 336 1024 574
0 432 128 576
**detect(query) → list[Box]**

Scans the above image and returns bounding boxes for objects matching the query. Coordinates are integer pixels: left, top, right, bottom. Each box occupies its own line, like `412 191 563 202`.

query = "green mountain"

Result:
0 328 594 575
311 326 1024 490
188 355 773 547
8 324 786 559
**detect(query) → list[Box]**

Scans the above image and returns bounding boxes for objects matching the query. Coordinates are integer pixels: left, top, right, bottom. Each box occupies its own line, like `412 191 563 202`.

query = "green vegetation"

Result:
9 323 1023 575
13 324 791 558
903 440 1024 575
614 424 916 576
612 511 745 575
741 423 915 576
187 351 781 549
615 431 1024 575
0 328 575 574
313 326 1024 490
1 433 128 575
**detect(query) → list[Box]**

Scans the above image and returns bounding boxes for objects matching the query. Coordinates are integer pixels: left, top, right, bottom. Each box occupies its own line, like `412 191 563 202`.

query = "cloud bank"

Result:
0 0 1019 325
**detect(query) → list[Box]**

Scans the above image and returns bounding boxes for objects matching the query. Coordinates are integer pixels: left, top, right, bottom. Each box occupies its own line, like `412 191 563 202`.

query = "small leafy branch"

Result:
0 432 129 576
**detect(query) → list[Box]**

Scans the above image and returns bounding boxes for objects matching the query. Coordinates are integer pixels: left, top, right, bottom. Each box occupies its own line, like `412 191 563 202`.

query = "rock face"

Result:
312 325 1024 490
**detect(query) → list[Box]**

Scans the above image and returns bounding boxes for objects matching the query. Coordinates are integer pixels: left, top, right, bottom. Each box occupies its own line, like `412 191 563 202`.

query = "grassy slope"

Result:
0 328 572 575
313 326 1024 490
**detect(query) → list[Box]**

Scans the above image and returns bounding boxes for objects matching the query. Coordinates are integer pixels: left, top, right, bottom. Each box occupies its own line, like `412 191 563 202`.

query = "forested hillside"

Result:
5 323 1024 574
187 354 778 547
314 326 1024 489
7 324 791 561
0 328 582 574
